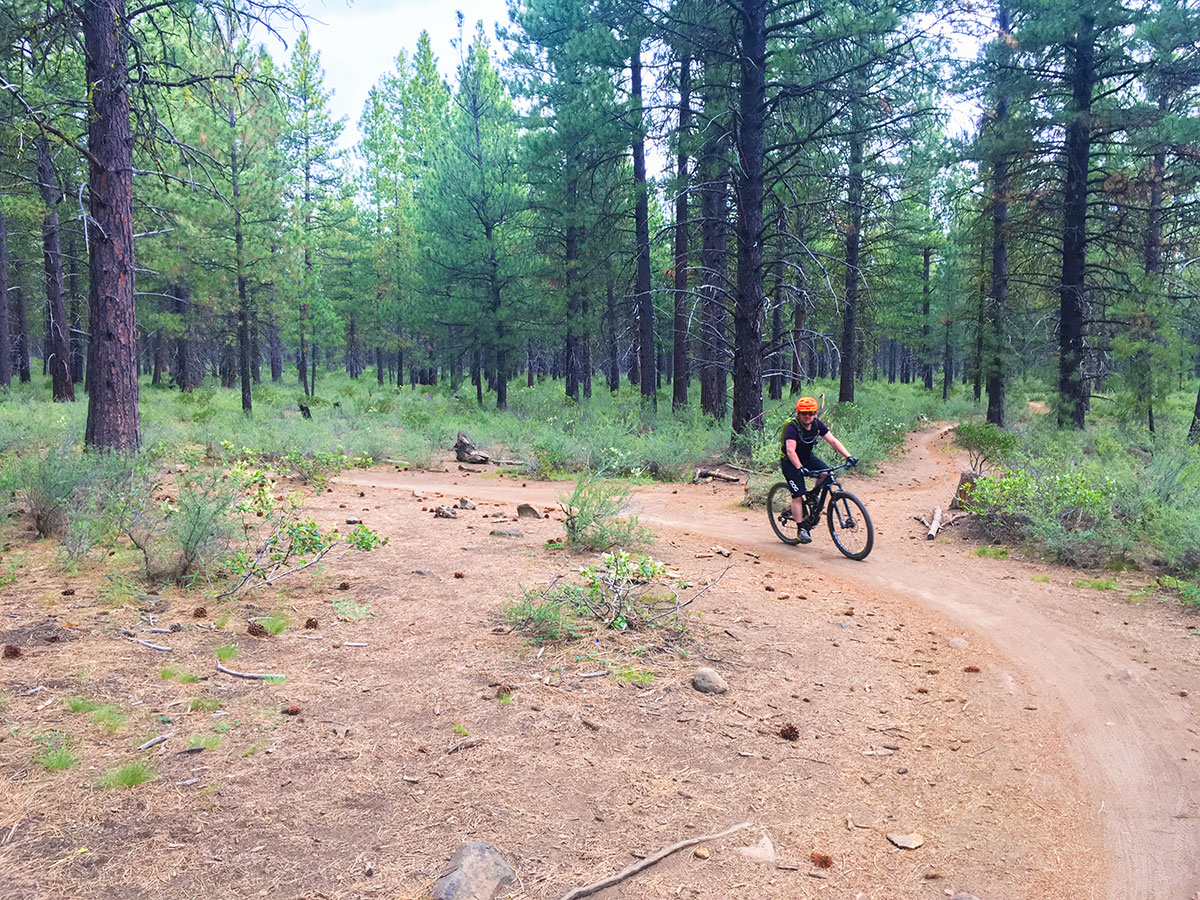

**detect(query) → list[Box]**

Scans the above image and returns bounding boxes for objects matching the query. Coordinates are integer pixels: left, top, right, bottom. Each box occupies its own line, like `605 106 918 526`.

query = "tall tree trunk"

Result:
699 144 728 420
36 138 75 402
268 318 282 382
298 313 310 395
606 272 619 392
230 121 252 413
790 213 808 394
631 44 655 410
1057 14 1094 429
838 120 865 404
565 176 582 401
83 0 139 449
985 2 1012 427
66 221 84 384
921 245 933 391
731 0 766 436
0 211 9 388
943 317 953 401
173 284 194 391
13 257 31 383
672 52 691 411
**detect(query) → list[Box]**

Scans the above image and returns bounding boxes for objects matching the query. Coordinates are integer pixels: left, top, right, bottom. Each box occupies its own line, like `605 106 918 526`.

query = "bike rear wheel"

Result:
767 482 800 545
827 490 874 560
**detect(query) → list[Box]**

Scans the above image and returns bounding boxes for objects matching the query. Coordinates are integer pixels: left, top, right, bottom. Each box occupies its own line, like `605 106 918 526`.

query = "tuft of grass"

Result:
187 697 221 713
332 598 372 621
558 472 651 551
975 546 1009 559
98 760 156 789
89 705 126 732
36 746 78 770
1032 574 1050 582
1073 577 1117 590
214 644 239 662
614 665 655 686
242 743 263 757
159 666 199 683
258 613 290 636
186 734 223 750
452 723 469 738
65 696 101 713
497 690 514 705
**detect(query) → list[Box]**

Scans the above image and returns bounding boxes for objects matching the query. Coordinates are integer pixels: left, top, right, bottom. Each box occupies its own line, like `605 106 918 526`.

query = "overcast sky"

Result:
272 0 511 150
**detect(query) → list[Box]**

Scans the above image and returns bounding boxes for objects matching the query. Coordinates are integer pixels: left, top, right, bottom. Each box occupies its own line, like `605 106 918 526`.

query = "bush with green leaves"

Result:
558 473 651 551
954 422 1019 474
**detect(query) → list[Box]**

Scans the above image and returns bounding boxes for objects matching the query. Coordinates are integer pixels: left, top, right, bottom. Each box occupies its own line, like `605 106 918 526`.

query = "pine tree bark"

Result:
731 0 766 436
921 246 933 391
631 44 656 410
36 138 75 402
838 121 864 404
1057 14 1094 430
985 2 1011 427
672 53 691 411
0 211 10 388
14 258 31 384
83 0 140 449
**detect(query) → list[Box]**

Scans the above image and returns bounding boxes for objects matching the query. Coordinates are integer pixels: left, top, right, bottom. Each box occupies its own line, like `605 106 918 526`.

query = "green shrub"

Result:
954 422 1019 473
559 473 651 551
98 760 155 789
501 587 584 641
37 746 78 770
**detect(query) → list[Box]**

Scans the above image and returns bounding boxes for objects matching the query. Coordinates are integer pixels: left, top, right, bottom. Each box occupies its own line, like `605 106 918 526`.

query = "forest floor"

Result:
0 422 1197 900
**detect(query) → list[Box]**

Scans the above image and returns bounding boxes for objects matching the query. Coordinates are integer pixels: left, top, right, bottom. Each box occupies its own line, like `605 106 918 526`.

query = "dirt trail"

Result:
362 426 1200 900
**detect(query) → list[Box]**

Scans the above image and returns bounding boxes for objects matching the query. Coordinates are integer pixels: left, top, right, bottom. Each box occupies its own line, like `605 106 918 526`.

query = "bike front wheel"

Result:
767 482 800 545
827 490 874 560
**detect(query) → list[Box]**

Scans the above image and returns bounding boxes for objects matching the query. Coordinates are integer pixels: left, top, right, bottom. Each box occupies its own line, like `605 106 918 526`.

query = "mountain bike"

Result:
766 462 874 560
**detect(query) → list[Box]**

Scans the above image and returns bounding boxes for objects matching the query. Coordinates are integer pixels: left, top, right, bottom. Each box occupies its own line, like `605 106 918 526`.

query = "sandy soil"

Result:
0 424 1196 900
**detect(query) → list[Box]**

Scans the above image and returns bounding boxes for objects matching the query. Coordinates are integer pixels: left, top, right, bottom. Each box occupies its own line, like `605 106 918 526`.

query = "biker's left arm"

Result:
823 432 851 460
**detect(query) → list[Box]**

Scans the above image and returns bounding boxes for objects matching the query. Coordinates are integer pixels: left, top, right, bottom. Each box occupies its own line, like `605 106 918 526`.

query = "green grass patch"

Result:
65 696 101 714
36 746 78 770
1073 577 1118 590
214 644 239 662
975 546 1010 559
89 705 126 732
452 723 469 738
187 697 221 713
614 665 655 686
258 613 290 636
332 598 373 621
97 760 156 789
1031 574 1050 583
186 734 223 750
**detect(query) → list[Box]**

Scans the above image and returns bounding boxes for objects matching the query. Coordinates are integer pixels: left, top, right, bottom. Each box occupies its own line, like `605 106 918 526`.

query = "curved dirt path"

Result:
351 427 1199 900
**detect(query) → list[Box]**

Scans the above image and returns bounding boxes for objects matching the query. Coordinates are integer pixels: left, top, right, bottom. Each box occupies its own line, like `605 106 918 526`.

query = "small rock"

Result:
693 667 728 694
430 841 515 900
434 506 458 519
735 835 775 863
711 546 732 557
412 490 425 499
412 569 432 576
693 846 710 860
948 637 968 649
887 832 924 850
345 517 363 525
490 529 523 538
951 894 980 900
516 503 541 519
458 498 477 510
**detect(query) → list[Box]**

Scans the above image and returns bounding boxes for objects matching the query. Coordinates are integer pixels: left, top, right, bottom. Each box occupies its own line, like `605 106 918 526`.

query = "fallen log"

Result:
453 432 491 465
926 507 943 540
694 468 741 483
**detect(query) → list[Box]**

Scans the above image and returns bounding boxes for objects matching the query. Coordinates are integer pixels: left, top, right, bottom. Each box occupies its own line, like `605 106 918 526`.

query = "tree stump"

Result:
454 432 491 465
949 471 978 510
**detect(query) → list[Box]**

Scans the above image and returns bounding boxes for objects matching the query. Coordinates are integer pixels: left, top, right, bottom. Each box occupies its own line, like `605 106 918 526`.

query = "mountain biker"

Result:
781 396 858 544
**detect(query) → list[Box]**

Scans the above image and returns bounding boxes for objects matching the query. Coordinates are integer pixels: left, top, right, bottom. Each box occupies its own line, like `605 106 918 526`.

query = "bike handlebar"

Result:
800 460 855 478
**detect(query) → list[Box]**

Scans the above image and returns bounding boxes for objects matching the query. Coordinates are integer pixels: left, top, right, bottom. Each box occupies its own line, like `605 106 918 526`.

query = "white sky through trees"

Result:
274 0 510 150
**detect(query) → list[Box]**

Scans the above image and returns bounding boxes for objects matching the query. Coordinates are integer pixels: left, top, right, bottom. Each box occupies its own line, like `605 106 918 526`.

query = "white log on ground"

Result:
926 507 943 541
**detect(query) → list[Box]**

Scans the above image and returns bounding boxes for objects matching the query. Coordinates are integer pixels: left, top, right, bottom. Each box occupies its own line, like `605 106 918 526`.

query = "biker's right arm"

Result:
785 439 804 471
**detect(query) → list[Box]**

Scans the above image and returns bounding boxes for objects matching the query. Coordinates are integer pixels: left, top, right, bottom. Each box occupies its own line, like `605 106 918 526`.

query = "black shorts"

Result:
781 456 830 498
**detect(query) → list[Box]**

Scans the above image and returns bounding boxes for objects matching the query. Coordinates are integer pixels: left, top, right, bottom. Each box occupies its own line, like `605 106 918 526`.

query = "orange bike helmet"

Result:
795 396 819 413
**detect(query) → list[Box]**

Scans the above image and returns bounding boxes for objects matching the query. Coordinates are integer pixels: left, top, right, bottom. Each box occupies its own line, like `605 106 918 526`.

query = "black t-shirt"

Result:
782 417 829 462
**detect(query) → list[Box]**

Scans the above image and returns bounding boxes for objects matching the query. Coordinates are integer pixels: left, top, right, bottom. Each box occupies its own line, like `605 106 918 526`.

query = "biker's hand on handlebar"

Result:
846 456 859 469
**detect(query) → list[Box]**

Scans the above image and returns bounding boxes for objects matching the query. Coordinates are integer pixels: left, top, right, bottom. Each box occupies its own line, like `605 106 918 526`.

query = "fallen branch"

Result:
134 639 172 652
446 737 484 754
556 821 753 900
217 662 283 681
926 507 943 540
137 733 173 751
694 468 741 483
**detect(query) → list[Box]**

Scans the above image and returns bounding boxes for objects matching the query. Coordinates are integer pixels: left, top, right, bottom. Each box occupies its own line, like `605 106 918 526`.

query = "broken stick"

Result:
556 821 753 900
217 662 283 681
